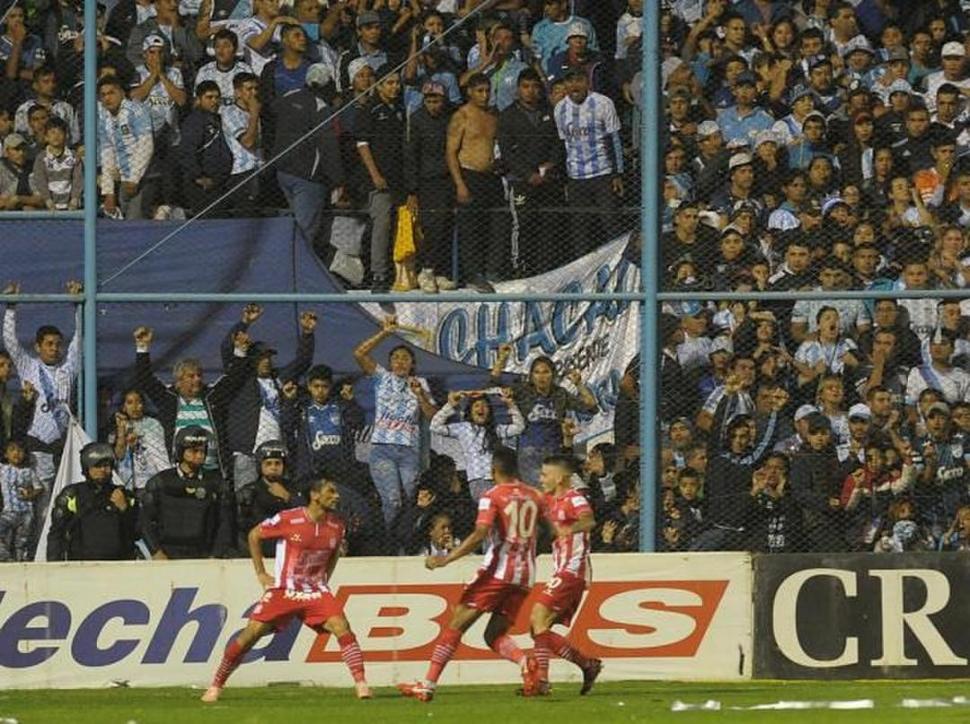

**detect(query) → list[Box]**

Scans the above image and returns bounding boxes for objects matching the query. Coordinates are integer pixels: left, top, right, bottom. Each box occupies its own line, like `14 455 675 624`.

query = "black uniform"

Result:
497 100 564 273
404 103 454 277
177 107 233 213
236 476 306 555
46 481 137 560
140 467 230 558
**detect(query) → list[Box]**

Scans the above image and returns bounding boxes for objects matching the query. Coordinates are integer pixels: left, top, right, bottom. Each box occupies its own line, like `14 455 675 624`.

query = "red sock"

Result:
490 633 524 665
338 633 366 683
532 632 551 681
426 627 462 684
212 638 246 687
540 630 589 670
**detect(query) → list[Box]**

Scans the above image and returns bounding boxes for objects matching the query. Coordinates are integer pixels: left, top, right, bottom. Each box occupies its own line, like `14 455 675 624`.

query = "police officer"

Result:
47 442 137 560
236 440 305 554
140 426 230 559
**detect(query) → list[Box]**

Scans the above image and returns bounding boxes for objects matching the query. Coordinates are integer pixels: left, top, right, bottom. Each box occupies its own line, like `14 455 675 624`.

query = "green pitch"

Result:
4 680 970 724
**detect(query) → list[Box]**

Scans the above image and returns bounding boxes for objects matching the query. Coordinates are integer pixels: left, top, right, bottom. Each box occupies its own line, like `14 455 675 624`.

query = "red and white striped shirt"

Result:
547 489 593 582
259 507 344 592
476 481 546 587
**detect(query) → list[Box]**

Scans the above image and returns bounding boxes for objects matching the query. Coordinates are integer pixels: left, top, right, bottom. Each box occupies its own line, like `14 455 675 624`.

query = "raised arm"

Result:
353 316 398 375
131 326 171 408
277 310 317 381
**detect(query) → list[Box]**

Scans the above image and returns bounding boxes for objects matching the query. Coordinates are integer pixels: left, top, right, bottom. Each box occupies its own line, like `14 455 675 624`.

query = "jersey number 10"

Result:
503 499 538 539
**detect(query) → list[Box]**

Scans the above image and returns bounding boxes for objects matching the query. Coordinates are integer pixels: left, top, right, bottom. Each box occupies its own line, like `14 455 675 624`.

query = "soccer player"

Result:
529 454 602 696
398 446 544 702
201 478 371 702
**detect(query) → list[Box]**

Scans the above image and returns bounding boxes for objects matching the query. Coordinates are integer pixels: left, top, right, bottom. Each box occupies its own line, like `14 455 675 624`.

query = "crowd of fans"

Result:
658 0 970 554
0 0 640 291
0 293 642 561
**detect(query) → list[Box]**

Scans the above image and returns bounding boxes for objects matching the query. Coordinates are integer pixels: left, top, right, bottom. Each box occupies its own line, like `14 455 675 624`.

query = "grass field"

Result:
4 680 970 724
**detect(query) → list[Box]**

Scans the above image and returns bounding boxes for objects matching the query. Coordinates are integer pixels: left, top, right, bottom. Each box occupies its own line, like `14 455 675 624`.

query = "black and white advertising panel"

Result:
754 553 970 679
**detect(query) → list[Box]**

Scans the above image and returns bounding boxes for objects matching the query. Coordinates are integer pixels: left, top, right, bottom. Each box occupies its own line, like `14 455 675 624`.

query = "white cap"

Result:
886 78 913 97
754 129 780 147
567 21 589 39
709 336 734 357
841 34 874 57
305 63 333 87
728 152 753 170
942 40 966 58
848 403 872 420
794 404 819 422
697 120 720 137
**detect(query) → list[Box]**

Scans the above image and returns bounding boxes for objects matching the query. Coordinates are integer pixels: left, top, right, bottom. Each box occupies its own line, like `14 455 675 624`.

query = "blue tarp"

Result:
3 218 487 400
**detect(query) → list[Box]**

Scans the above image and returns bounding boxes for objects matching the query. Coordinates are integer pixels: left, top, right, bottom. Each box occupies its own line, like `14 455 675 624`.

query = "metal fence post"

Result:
82 0 98 437
639 0 658 552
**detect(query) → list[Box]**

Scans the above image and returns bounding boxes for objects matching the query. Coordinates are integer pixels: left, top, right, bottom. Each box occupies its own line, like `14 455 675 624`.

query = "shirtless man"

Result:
447 73 505 292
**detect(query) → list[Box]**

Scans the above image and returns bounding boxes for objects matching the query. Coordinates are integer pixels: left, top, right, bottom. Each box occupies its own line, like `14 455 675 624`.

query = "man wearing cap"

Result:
236 441 306 555
354 63 406 292
547 21 607 94
554 66 625 258
405 80 456 293
915 400 967 524
771 84 816 146
775 404 821 457
336 10 392 93
837 403 872 466
692 119 728 201
530 0 598 75
710 152 763 222
715 70 774 146
498 67 564 275
177 81 233 214
130 33 187 145
925 40 970 113
257 23 312 149
270 61 346 249
0 133 42 210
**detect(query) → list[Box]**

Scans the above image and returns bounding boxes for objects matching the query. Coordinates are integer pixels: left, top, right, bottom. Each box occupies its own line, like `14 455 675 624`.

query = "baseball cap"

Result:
421 80 446 97
356 10 381 27
709 336 734 357
848 403 872 420
927 401 951 417
142 33 167 51
794 404 819 422
728 152 753 170
735 71 757 86
883 47 910 63
841 35 874 58
305 63 333 88
886 79 913 97
3 133 26 153
808 53 832 70
822 196 849 216
347 57 370 83
789 84 814 103
249 341 278 358
942 40 966 58
566 21 588 39
754 129 780 148
697 120 720 138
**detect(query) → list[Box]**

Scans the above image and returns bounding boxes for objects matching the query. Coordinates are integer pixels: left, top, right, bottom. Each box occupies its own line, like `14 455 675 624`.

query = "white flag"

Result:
34 416 123 561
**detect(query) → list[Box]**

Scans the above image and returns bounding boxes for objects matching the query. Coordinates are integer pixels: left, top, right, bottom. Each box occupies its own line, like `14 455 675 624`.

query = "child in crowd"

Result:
0 439 43 561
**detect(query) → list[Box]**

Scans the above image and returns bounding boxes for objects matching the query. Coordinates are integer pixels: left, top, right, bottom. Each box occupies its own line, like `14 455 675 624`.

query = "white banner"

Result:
0 552 752 689
363 235 641 443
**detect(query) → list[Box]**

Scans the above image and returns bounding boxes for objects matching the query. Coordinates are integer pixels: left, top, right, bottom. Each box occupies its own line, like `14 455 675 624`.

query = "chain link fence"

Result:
655 0 970 555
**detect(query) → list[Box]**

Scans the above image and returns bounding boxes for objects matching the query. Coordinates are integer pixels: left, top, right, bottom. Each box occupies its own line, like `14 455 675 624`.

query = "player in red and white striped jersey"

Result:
528 454 602 696
201 478 371 702
399 446 544 702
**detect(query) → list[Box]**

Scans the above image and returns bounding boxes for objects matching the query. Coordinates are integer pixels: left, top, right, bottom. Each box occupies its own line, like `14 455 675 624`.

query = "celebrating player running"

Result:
201 478 371 702
529 454 602 696
399 446 544 702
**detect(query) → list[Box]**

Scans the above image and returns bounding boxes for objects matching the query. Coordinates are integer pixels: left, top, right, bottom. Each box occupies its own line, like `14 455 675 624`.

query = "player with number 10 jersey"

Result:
398 446 545 702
